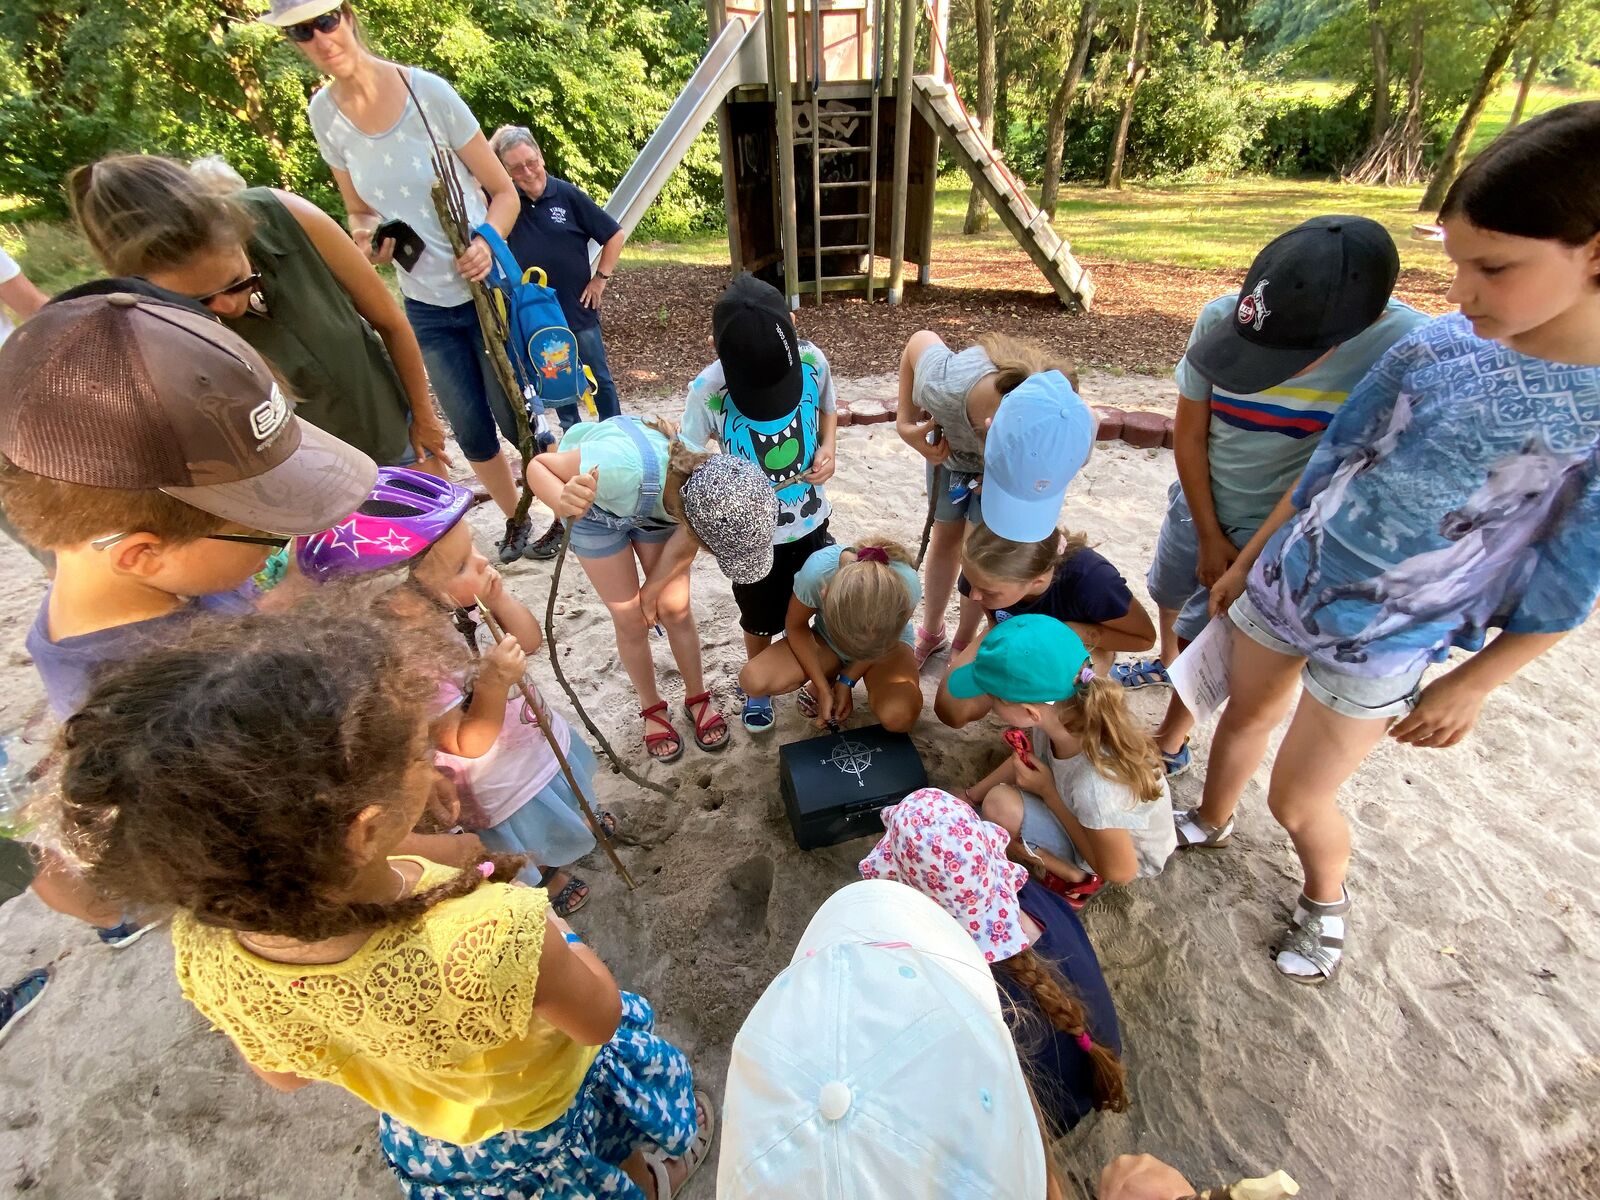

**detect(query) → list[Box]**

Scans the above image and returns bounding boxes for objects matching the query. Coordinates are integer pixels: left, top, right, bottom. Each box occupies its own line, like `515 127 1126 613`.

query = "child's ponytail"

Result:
997 948 1129 1113
1059 675 1165 804
820 536 916 663
962 525 1093 584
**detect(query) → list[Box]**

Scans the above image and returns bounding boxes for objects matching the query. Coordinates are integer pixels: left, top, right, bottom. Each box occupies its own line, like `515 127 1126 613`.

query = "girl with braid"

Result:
860 788 1127 1133
45 608 713 1200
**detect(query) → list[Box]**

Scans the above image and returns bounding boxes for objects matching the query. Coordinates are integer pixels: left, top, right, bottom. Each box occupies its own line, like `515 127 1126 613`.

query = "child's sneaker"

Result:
524 518 565 561
497 517 533 563
741 695 775 733
1162 740 1193 778
0 968 49 1046
96 918 161 949
1173 807 1233 849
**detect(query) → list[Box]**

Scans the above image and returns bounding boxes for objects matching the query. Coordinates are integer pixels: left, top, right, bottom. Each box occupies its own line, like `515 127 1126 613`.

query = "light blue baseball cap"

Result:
981 371 1094 542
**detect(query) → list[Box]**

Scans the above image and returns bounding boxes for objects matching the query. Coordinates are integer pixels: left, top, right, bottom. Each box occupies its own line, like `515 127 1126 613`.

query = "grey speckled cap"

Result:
681 454 778 584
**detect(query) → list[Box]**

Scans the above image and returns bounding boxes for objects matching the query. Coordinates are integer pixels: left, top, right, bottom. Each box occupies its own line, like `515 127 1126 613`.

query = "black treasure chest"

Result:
778 724 928 850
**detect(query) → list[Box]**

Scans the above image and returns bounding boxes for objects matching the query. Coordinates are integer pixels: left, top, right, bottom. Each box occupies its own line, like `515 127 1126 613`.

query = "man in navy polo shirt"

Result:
491 125 625 425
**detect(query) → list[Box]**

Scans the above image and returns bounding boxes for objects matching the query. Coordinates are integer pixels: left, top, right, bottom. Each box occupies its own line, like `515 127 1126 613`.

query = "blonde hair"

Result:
69 154 254 277
820 537 915 663
1055 677 1165 804
189 155 247 195
961 525 1092 585
976 332 1079 396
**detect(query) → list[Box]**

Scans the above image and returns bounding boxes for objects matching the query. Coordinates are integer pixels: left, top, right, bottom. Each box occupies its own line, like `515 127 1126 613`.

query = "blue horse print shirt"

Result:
1246 314 1600 678
680 341 837 542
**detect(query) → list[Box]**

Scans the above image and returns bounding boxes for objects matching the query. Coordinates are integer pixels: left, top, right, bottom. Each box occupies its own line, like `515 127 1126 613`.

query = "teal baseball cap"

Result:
945 615 1092 702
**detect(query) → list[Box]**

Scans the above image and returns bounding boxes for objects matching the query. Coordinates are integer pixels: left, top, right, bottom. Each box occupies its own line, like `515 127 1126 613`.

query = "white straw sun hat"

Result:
258 0 343 27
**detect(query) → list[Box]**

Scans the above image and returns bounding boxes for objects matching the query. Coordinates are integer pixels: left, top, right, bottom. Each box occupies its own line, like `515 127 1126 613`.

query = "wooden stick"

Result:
473 597 639 889
916 462 944 569
539 521 676 799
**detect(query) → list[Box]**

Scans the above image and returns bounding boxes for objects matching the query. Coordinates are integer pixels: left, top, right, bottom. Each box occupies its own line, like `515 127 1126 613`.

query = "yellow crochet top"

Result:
172 857 599 1145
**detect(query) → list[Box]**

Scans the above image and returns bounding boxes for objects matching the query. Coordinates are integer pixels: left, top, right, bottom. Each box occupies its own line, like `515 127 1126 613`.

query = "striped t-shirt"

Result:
1175 295 1428 529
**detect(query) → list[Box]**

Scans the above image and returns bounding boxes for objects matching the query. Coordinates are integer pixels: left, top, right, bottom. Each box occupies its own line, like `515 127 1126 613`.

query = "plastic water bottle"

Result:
0 737 36 841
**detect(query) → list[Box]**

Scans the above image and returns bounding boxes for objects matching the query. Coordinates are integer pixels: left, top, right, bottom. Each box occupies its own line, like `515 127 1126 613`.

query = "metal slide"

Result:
592 11 768 262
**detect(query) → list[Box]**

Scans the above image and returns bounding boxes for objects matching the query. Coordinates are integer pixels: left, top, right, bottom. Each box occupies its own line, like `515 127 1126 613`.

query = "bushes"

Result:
1241 89 1372 175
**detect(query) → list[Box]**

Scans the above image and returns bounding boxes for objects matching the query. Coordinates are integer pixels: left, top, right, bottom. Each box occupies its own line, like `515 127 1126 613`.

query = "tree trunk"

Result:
994 0 1016 152
1042 0 1100 218
1419 0 1539 210
1366 0 1391 152
963 0 998 233
1401 9 1425 168
1508 0 1562 127
1105 0 1147 191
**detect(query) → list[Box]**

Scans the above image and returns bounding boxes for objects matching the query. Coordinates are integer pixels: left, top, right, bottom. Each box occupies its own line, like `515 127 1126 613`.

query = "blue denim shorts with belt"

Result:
404 297 522 463
567 417 678 560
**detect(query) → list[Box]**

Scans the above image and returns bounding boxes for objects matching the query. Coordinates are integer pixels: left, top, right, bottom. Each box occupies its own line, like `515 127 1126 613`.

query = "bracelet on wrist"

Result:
594 270 611 281
563 931 582 945
836 673 856 689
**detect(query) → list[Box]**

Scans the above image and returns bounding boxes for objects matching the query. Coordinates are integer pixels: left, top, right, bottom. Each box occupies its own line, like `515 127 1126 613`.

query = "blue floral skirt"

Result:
377 993 696 1200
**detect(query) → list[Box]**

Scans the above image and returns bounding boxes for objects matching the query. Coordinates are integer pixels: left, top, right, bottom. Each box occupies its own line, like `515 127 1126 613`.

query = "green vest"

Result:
228 188 412 465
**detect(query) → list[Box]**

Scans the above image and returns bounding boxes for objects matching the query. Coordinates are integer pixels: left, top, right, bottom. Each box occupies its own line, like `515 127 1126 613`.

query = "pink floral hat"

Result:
859 787 1031 963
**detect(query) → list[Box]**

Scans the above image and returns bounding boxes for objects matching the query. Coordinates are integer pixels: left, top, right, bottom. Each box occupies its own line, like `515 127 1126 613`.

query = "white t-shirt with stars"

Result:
309 68 488 308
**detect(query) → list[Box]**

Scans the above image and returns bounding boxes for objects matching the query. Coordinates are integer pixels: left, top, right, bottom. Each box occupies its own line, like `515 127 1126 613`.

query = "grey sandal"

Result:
1273 888 1351 986
642 1089 716 1199
1174 807 1234 849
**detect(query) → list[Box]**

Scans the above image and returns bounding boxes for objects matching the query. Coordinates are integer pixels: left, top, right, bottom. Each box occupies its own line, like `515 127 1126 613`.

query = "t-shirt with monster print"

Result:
1245 314 1600 679
680 341 837 543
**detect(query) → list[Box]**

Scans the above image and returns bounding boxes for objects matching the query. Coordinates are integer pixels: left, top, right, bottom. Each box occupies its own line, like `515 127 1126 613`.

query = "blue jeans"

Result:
404 297 521 463
551 323 621 428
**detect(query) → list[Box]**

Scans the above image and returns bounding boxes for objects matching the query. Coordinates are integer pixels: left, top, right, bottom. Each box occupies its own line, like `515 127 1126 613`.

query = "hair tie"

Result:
477 861 495 879
1076 1032 1093 1052
1078 665 1096 686
855 546 889 565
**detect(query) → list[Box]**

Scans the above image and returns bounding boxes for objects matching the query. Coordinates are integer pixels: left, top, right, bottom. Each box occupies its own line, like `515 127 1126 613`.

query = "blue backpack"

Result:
476 223 597 419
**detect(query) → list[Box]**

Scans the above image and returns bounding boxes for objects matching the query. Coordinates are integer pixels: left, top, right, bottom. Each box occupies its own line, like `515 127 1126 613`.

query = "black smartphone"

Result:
373 218 425 272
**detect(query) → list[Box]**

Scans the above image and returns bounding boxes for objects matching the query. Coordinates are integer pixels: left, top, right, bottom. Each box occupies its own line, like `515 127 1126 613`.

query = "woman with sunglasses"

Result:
69 154 448 478
262 0 536 562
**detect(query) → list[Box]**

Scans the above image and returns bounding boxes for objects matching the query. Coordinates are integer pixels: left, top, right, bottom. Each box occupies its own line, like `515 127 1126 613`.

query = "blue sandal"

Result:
1111 657 1171 690
742 695 775 734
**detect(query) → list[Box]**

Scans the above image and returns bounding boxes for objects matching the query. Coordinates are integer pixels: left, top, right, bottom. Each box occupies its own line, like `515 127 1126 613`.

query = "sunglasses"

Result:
283 9 343 42
194 271 262 305
91 531 291 551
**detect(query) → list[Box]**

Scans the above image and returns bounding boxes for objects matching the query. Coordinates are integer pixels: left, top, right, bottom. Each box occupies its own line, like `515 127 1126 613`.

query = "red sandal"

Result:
682 691 730 753
640 701 684 763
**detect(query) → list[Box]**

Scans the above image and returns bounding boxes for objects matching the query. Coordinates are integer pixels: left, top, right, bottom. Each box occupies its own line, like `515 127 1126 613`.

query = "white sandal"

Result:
1273 888 1351 986
643 1089 716 1199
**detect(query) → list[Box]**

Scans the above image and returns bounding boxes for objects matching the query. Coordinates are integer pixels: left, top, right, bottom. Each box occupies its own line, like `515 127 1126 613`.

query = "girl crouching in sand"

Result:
739 537 924 732
48 610 712 1200
956 616 1175 905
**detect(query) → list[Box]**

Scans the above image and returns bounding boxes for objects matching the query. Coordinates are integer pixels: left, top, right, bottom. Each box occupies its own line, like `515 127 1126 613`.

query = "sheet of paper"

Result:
1167 613 1233 726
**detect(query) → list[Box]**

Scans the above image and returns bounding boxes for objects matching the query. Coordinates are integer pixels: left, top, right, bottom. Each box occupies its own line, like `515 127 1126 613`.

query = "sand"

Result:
2 370 1598 1199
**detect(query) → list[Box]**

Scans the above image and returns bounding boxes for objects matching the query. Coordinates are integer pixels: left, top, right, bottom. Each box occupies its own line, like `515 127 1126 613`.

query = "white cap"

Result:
718 880 1048 1199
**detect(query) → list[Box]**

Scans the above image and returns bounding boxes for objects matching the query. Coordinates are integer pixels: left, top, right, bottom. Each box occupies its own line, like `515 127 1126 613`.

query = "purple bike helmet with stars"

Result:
296 467 474 582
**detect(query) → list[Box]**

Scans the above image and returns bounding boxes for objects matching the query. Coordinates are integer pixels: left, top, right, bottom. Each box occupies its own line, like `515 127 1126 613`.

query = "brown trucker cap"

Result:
0 293 376 535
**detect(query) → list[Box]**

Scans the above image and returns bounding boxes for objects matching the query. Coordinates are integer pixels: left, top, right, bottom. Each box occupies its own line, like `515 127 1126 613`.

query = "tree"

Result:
1418 0 1540 210
1365 0 1392 151
963 0 998 233
1040 0 1100 217
1104 0 1149 189
1507 0 1563 126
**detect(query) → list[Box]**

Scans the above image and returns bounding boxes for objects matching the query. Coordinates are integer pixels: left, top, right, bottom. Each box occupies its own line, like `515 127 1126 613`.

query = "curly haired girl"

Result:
738 535 924 733
47 607 712 1200
860 787 1127 1134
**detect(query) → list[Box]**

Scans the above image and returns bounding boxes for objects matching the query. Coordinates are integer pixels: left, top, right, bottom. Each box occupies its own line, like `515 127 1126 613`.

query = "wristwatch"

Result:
593 270 611 280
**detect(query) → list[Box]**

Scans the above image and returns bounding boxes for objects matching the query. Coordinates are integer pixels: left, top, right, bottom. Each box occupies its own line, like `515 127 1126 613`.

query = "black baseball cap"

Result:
712 272 803 422
1186 215 1400 394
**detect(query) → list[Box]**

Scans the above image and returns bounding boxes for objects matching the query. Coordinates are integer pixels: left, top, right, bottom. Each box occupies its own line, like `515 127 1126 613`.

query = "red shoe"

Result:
1037 870 1105 911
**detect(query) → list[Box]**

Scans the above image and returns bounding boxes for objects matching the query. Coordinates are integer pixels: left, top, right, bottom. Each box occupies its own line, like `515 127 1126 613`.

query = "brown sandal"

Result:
682 691 730 752
641 701 684 763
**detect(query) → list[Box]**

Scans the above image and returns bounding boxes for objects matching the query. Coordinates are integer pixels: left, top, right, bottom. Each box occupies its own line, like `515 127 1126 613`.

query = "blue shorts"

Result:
1146 480 1254 643
1017 790 1092 875
567 508 676 560
1229 590 1425 721
404 297 521 463
925 461 987 525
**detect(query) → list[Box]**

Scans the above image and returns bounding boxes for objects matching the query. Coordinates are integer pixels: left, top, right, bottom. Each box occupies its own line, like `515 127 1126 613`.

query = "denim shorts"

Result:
567 507 677 560
1229 590 1425 721
404 297 521 463
925 461 987 525
1017 790 1091 874
1147 480 1254 643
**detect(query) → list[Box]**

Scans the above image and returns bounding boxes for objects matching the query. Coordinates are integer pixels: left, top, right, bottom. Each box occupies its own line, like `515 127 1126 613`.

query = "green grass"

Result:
1468 83 1596 154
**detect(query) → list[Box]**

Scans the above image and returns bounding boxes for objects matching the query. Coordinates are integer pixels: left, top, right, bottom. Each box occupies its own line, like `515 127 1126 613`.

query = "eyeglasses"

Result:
194 271 262 305
283 10 343 42
505 158 545 177
91 531 292 551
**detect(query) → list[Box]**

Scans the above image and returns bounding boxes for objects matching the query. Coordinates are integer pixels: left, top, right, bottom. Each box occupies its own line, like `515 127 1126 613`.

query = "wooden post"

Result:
709 0 745 275
884 0 917 303
772 0 802 308
918 0 947 282
881 0 897 95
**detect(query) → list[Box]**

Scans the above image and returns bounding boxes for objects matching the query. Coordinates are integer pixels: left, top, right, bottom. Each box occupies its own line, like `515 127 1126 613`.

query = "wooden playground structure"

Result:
708 0 1095 310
